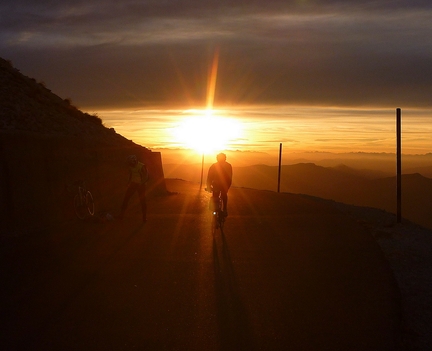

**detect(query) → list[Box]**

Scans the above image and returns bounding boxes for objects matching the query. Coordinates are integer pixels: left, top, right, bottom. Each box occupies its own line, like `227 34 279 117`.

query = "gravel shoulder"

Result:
324 199 432 351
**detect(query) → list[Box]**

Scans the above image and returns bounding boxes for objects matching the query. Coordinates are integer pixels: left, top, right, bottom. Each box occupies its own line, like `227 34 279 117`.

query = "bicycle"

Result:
207 189 225 234
69 180 95 220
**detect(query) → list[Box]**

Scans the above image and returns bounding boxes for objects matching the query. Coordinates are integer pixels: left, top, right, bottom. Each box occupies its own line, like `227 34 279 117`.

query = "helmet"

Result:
216 153 226 162
127 154 137 166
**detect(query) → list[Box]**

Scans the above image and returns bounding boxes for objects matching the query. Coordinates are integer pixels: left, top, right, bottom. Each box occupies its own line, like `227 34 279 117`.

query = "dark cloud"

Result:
1 0 431 109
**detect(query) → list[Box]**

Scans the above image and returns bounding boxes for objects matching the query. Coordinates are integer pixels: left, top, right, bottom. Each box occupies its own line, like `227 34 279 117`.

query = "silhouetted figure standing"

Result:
206 153 233 216
118 155 149 223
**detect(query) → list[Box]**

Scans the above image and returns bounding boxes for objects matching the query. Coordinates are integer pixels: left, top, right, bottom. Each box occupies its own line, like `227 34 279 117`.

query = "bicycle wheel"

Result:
218 210 225 230
210 209 216 234
85 191 95 216
74 194 87 219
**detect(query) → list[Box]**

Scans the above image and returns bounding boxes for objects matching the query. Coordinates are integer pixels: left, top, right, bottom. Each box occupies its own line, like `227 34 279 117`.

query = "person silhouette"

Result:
118 155 149 223
206 153 233 216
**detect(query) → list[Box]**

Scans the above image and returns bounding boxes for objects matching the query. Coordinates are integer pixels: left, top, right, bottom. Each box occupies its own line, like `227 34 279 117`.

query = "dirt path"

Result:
0 179 402 350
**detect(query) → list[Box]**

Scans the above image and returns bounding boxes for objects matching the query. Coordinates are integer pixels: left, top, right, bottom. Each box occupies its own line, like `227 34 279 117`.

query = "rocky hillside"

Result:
0 57 128 143
0 57 166 236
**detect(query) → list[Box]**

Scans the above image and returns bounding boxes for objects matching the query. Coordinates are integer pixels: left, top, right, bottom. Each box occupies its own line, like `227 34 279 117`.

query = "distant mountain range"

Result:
164 162 432 230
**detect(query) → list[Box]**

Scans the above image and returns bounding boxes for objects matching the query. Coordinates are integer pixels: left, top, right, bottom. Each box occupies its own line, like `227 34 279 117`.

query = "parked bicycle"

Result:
68 180 95 220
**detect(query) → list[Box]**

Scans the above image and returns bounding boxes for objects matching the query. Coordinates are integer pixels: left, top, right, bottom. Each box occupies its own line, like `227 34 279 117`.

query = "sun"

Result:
170 48 244 154
172 110 242 154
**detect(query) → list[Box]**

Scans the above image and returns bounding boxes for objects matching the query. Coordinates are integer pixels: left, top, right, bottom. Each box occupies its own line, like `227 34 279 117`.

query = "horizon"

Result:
98 106 432 158
158 147 432 177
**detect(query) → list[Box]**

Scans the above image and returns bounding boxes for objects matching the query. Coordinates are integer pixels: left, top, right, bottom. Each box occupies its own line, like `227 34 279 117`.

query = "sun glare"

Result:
172 110 242 154
170 48 244 154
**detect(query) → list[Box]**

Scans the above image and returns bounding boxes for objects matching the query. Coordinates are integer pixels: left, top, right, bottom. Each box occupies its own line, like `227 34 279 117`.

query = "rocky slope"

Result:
0 57 128 143
0 57 166 236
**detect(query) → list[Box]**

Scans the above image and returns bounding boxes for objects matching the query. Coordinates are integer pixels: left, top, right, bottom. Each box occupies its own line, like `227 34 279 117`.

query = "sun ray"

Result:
206 47 220 111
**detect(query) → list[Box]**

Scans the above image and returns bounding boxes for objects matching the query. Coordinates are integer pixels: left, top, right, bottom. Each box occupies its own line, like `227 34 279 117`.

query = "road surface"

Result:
0 179 401 350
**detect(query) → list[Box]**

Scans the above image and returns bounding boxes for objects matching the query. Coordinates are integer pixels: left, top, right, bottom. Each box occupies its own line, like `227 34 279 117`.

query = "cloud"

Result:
1 0 432 109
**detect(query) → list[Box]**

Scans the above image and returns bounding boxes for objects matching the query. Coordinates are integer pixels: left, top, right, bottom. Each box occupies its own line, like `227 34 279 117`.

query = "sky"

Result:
1 0 432 156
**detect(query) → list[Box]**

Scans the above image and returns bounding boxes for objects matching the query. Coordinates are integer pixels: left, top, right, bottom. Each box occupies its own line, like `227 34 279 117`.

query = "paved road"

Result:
1 179 401 350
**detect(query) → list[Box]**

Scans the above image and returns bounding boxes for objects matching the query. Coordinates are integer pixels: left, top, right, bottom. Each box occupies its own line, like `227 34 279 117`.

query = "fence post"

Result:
396 108 402 223
200 153 204 189
278 143 282 193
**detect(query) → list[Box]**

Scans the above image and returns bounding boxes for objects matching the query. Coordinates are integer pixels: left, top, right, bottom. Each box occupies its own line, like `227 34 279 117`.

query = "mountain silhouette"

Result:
165 161 432 230
234 163 432 230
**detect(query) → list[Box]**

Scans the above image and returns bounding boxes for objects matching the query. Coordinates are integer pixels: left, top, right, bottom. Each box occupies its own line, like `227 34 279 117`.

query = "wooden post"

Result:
278 143 282 193
200 153 204 189
396 108 402 223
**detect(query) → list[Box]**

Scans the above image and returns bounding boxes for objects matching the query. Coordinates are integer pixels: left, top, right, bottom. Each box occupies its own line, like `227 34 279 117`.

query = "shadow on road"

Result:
1 220 146 351
212 226 254 351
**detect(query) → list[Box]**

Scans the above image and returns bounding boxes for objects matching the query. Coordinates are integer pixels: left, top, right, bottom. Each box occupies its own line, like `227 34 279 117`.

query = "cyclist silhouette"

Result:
206 153 233 216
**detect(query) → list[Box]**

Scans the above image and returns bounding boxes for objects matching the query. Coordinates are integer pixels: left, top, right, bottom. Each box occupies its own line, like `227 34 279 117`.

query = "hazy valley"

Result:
164 161 432 230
